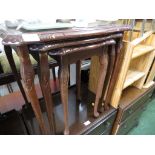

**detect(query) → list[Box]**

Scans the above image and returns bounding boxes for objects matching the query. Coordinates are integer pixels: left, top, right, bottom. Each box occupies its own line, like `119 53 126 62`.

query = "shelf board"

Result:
132 45 155 59
123 70 145 89
143 81 155 89
120 84 155 109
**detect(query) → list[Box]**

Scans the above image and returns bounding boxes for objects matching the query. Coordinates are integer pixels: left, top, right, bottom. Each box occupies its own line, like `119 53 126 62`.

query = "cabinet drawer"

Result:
121 89 153 122
85 112 116 135
102 127 113 135
117 104 147 135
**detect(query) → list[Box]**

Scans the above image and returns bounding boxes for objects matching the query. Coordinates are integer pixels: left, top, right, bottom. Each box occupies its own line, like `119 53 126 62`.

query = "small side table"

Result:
2 25 130 134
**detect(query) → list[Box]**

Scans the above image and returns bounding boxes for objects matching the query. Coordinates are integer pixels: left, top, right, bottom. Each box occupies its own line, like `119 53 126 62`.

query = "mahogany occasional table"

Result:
2 24 130 134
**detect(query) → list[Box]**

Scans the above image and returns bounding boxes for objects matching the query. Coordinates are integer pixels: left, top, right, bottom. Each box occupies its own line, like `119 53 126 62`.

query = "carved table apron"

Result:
2 25 130 134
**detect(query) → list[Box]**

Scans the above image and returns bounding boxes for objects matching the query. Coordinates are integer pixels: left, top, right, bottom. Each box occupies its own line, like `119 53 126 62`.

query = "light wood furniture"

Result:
144 58 155 88
118 19 155 32
111 31 155 108
143 34 155 88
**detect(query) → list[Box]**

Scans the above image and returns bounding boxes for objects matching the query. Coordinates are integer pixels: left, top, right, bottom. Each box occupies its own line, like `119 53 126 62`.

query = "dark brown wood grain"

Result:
102 44 116 110
51 39 116 133
58 57 70 135
104 38 123 107
93 46 108 117
16 45 49 134
29 33 123 52
39 52 56 134
2 24 128 134
2 25 130 45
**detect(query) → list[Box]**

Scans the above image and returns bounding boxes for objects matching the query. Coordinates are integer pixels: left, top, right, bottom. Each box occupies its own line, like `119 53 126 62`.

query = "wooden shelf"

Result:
132 45 154 59
111 31 155 108
123 70 145 89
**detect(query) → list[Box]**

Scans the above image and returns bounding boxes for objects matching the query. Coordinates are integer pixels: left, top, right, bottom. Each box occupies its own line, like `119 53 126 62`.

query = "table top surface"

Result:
2 24 130 46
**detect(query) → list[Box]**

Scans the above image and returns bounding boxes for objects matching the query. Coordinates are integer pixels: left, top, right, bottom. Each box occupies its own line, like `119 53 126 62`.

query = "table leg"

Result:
39 52 56 134
93 47 108 117
76 60 81 101
102 44 116 110
58 60 69 135
104 38 123 107
17 45 49 134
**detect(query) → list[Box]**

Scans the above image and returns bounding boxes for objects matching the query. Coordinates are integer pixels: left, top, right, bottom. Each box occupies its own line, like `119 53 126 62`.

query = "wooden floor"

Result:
23 83 116 135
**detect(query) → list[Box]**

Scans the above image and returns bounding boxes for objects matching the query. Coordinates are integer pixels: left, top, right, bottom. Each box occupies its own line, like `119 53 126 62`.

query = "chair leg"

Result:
4 46 32 134
19 110 31 135
52 68 56 81
4 46 29 105
6 83 13 93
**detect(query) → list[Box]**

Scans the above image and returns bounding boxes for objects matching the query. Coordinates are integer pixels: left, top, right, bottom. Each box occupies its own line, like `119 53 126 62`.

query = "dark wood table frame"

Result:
2 25 130 134
49 39 115 134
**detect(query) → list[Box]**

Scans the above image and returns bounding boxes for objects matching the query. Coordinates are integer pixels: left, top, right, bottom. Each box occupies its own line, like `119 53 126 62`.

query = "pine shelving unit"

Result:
111 30 155 108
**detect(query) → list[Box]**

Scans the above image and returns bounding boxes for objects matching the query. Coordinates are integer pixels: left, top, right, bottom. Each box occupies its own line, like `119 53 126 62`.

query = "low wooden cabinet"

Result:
117 103 147 135
112 84 155 135
80 108 116 135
